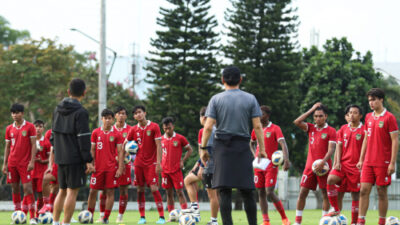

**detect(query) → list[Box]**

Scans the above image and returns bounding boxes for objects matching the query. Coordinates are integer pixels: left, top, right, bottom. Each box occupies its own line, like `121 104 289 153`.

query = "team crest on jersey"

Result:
11 133 14 137
123 132 127 138
379 121 384 128
146 130 151 136
321 133 327 139
266 132 271 138
173 141 178 147
356 134 362 140
22 131 27 136
109 136 115 142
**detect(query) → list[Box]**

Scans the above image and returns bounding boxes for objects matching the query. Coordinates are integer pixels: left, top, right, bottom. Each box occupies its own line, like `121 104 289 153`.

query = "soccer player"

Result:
293 102 336 225
2 103 38 224
124 105 165 224
357 88 398 225
160 117 192 214
183 160 204 216
325 105 364 224
87 109 125 224
250 106 290 225
32 120 51 218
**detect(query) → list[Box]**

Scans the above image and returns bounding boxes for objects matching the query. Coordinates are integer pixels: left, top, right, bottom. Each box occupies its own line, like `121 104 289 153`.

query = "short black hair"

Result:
132 105 146 114
315 104 328 115
34 120 44 126
69 78 86 97
10 103 24 113
162 117 174 125
114 106 127 115
367 88 385 100
101 108 114 118
222 66 241 86
260 105 271 116
199 106 207 117
345 104 363 115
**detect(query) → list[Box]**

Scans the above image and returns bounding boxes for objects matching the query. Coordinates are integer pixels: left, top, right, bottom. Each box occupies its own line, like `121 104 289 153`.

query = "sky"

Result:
1 0 400 97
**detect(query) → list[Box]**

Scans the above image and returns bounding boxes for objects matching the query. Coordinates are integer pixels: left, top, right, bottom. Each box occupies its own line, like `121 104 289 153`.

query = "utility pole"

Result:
99 0 107 125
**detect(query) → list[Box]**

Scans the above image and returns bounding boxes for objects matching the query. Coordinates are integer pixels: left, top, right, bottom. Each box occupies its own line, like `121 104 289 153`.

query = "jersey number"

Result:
97 142 103 150
91 177 96 185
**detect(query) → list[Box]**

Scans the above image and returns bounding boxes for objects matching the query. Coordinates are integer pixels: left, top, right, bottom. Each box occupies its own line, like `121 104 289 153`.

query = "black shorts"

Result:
58 163 87 189
202 173 214 189
192 166 200 176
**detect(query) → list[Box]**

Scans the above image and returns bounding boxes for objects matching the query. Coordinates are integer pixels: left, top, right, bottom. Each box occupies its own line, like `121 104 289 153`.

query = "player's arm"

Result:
45 147 54 174
2 141 11 174
357 132 368 170
388 131 399 175
155 138 162 174
249 140 257 158
278 138 290 171
252 117 267 158
293 102 321 131
90 143 96 165
28 136 37 171
181 144 193 169
200 117 216 163
334 142 342 170
116 143 124 178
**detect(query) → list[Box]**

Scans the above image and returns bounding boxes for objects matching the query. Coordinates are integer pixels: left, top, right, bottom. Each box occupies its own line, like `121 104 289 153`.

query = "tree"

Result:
0 15 30 46
223 0 303 171
145 0 222 170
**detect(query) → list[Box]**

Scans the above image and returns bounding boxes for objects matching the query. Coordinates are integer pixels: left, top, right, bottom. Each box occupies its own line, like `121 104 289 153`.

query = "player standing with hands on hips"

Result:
200 66 267 225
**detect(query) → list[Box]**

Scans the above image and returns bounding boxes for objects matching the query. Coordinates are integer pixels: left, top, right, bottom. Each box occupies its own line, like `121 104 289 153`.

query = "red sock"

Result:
295 216 302 224
119 194 128 214
12 193 21 211
167 204 174 212
379 217 386 225
36 197 43 217
49 193 56 205
180 203 187 210
351 200 359 224
357 217 365 225
272 200 287 219
43 196 50 205
22 196 28 214
152 191 164 217
25 194 35 220
88 207 95 215
327 184 340 212
262 213 270 222
104 209 111 220
99 193 106 213
138 192 145 217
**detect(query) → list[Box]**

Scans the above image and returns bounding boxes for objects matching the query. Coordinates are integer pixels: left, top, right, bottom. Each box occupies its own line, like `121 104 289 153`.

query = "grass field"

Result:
2 210 400 225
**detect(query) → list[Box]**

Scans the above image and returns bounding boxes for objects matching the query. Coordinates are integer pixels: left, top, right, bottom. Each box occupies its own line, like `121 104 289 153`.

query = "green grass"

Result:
3 210 400 225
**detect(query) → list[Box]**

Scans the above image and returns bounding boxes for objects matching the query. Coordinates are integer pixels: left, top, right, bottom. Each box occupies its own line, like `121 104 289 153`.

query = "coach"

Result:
200 66 267 225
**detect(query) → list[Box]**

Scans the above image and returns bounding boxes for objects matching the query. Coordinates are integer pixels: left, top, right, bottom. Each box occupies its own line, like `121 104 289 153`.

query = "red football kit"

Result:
126 121 162 186
90 127 123 189
161 132 190 189
301 123 336 190
113 123 132 186
330 123 365 192
44 129 58 184
251 122 284 188
32 136 51 192
361 109 398 186
5 120 36 184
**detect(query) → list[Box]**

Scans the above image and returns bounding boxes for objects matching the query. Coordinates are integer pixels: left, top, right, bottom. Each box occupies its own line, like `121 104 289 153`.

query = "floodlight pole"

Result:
99 0 107 126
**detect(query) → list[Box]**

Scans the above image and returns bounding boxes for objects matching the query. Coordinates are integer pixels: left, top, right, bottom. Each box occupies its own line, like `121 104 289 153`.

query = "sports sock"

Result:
138 191 145 217
327 184 340 212
351 200 359 224
167 204 174 212
22 196 28 214
378 217 386 225
12 193 21 211
273 200 287 219
36 197 43 217
88 207 95 215
262 213 270 222
104 209 111 220
118 194 128 215
152 191 164 217
43 196 50 205
52 221 60 225
26 194 35 220
295 210 303 224
180 203 187 210
322 210 329 216
211 217 218 222
99 193 106 213
357 216 366 225
190 202 199 210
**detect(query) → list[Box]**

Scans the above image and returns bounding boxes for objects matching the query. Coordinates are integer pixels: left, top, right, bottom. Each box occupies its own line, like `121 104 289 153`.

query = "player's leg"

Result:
39 172 55 213
184 171 200 207
11 182 22 211
62 163 86 224
295 187 310 225
147 165 165 223
238 188 257 225
98 190 106 221
22 180 36 222
258 188 269 224
326 173 342 215
63 187 80 224
166 188 175 212
53 188 66 225
376 185 388 225
206 187 219 225
35 191 43 218
357 183 372 225
49 183 59 212
134 166 147 224
87 188 98 217
218 188 233 225
337 192 345 211
172 170 187 210
267 186 289 224
116 185 129 223
103 188 115 223
176 188 187 209
350 191 360 225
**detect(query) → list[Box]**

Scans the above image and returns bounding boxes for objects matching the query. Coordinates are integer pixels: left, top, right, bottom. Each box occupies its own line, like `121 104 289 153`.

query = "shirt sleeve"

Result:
91 130 96 144
126 127 134 141
329 127 337 143
306 122 314 134
388 114 399 133
198 129 203 145
154 124 162 140
29 124 37 138
336 127 343 143
250 96 262 118
205 96 217 119
181 135 190 148
251 129 256 141
5 126 10 141
275 126 284 141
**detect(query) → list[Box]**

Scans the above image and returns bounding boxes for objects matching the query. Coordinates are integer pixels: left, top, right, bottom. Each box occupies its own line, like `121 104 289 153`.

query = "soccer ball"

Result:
179 214 196 225
169 209 181 222
337 214 348 225
271 150 284 165
386 216 400 225
124 154 132 164
11 211 26 224
312 159 330 176
38 212 53 224
125 140 138 154
319 216 332 225
78 210 92 224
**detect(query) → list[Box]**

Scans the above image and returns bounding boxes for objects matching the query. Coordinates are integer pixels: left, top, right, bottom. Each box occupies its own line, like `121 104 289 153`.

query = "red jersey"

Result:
364 109 399 167
337 123 365 172
32 136 51 178
126 120 162 167
44 129 52 144
198 128 204 145
161 132 190 173
251 122 284 160
113 123 131 157
305 123 336 168
91 127 123 172
5 120 36 167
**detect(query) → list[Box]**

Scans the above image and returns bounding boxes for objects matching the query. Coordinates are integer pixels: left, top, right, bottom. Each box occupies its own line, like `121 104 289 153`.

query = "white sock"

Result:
53 222 60 225
296 210 303 217
100 212 104 218
211 217 217 222
118 213 123 218
191 202 199 209
322 210 328 216
63 223 70 225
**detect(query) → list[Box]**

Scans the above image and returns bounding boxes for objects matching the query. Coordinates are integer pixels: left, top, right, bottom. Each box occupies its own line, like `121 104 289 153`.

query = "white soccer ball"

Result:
78 210 92 224
312 159 330 176
337 214 348 225
124 154 132 164
179 214 196 225
38 212 53 224
11 210 26 224
271 150 284 165
125 140 138 154
386 216 400 225
169 209 181 222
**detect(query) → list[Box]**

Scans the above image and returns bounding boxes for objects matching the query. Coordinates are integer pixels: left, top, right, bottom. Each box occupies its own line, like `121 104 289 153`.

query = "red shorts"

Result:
254 164 279 188
32 178 43 192
330 168 360 192
161 170 184 189
134 165 158 187
50 164 58 185
90 171 118 190
118 164 132 186
300 167 328 190
361 165 391 186
7 165 32 184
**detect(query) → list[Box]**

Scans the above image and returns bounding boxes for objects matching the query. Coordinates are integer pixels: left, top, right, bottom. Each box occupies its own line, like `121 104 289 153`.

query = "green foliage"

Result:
0 16 30 46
